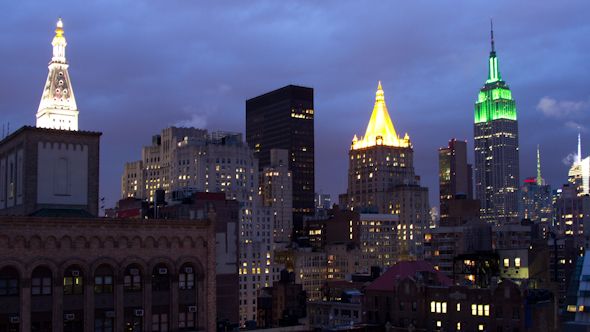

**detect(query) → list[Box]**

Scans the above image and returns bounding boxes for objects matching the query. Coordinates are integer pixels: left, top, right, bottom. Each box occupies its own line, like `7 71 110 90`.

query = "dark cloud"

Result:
1 1 589 212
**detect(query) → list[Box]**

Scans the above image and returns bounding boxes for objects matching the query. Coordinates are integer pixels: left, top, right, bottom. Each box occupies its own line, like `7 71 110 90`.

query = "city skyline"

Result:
1 2 589 212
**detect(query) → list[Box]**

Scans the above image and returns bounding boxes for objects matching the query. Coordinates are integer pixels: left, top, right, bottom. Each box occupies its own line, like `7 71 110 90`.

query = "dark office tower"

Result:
439 139 473 221
474 22 520 225
246 85 314 236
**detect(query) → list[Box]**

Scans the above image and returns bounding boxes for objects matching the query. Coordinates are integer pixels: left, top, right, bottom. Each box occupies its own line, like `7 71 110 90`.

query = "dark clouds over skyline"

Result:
1 1 589 213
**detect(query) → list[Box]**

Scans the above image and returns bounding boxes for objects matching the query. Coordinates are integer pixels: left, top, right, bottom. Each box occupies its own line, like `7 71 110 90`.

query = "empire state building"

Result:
474 22 520 225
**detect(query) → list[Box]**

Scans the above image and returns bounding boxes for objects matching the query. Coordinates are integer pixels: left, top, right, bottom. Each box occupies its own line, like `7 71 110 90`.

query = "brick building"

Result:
364 261 559 332
0 215 216 331
159 191 241 324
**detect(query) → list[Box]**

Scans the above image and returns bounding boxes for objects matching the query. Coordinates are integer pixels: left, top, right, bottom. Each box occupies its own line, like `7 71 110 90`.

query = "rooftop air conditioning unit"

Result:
188 306 197 312
130 269 139 275
158 268 168 275
10 317 19 324
105 311 115 318
71 270 80 277
64 314 75 320
134 309 144 317
184 267 193 274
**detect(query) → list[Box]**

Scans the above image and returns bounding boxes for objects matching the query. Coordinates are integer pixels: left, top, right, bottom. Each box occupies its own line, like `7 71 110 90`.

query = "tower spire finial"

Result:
578 130 582 164
486 17 501 84
537 144 542 186
491 16 495 53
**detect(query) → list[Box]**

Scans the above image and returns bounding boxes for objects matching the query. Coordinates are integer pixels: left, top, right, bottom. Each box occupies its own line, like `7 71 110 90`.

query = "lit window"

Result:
471 304 477 316
515 257 521 267
504 258 510 267
484 305 490 316
456 303 460 312
442 302 447 314
431 301 436 313
456 322 461 330
478 324 484 331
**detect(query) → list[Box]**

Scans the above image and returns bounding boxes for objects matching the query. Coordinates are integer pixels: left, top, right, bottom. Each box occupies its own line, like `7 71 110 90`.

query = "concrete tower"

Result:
36 18 79 131
474 21 520 225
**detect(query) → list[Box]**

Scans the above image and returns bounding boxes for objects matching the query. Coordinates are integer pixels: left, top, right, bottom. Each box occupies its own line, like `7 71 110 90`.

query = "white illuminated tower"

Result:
36 18 79 131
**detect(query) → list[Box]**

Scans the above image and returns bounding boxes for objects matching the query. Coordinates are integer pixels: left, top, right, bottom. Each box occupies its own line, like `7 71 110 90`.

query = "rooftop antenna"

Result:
578 129 582 164
491 16 495 53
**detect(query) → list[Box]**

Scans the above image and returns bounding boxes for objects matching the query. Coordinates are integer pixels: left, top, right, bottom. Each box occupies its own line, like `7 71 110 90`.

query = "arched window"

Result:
0 266 19 296
124 265 142 292
63 266 84 295
152 265 169 291
94 265 114 294
32 266 52 295
178 264 195 290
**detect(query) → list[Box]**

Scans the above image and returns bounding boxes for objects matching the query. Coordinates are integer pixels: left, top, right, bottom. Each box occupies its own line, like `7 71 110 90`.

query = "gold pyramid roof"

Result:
352 82 410 150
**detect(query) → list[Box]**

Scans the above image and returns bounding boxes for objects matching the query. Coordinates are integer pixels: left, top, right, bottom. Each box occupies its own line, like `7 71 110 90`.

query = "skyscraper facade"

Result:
340 82 430 259
121 128 283 325
438 139 473 222
246 85 315 236
519 146 552 225
259 149 293 243
474 25 520 225
554 141 590 236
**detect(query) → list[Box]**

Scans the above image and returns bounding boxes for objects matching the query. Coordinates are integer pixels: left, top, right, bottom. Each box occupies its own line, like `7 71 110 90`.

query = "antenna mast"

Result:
578 131 582 164
491 17 495 53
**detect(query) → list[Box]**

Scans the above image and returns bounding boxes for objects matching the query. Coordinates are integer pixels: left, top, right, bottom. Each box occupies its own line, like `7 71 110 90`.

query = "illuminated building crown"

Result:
351 82 410 150
474 20 516 124
36 18 79 131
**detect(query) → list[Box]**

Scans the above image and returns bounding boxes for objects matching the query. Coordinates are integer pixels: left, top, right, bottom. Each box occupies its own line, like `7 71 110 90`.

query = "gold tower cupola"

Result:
351 82 410 150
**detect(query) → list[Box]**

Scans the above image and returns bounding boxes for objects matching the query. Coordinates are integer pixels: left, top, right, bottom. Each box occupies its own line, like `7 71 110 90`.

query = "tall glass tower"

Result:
474 22 520 225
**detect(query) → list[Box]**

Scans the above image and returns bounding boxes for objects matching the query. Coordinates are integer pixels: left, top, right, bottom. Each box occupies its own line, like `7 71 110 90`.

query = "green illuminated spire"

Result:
474 19 516 124
537 144 542 185
486 18 502 83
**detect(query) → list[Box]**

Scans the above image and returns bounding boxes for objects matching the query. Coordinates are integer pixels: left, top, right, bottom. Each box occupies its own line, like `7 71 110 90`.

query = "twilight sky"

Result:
1 1 589 215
